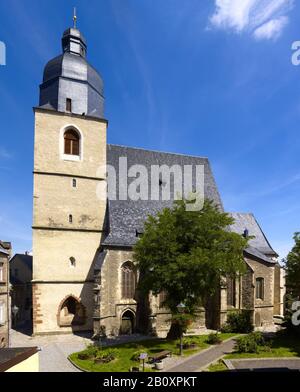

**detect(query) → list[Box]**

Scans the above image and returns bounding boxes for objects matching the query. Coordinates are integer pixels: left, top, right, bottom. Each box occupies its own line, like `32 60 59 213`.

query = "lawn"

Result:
69 333 236 372
206 332 300 372
225 332 300 360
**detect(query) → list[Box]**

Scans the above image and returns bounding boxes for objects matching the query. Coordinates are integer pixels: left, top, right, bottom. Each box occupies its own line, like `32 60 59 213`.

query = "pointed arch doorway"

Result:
120 309 135 335
57 295 86 328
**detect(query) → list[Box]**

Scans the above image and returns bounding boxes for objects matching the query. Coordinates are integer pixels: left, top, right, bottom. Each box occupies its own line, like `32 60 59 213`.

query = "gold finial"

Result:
73 7 77 29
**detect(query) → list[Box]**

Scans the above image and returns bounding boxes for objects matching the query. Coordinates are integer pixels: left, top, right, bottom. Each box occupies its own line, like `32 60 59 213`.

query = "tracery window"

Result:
121 262 136 299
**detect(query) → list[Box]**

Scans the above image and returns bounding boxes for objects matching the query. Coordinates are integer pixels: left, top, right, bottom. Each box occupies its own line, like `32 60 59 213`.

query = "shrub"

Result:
78 352 90 360
104 348 119 361
221 310 254 333
80 344 99 359
235 332 265 353
219 324 231 333
236 335 258 353
180 337 199 349
206 332 222 345
94 348 119 364
182 337 198 345
251 331 265 346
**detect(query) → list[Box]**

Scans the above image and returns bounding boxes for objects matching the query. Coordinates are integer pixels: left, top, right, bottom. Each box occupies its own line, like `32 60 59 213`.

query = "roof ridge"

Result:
107 143 209 160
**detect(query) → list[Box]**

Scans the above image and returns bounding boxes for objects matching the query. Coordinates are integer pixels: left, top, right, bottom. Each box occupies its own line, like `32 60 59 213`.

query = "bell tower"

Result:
32 21 107 335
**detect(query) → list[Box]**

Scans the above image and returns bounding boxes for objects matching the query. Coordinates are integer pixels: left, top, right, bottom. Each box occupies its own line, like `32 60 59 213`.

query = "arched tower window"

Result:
121 262 136 299
64 129 80 156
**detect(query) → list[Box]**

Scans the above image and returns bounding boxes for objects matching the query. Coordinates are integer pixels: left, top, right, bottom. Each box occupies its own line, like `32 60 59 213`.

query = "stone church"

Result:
32 25 284 337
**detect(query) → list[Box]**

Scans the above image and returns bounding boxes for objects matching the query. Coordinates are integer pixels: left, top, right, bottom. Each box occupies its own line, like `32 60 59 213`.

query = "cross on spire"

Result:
73 7 77 29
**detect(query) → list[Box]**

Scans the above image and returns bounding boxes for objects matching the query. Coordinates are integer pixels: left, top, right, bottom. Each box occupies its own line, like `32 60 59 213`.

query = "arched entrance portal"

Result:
57 295 86 327
120 310 135 335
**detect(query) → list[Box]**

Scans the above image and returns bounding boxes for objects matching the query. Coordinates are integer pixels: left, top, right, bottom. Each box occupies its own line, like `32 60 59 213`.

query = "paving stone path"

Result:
10 329 89 372
165 337 237 372
9 329 152 372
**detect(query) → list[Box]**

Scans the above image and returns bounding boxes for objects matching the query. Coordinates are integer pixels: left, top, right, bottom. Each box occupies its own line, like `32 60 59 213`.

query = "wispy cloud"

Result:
221 172 300 212
209 0 294 40
236 172 300 202
253 15 288 40
0 147 12 159
9 0 56 63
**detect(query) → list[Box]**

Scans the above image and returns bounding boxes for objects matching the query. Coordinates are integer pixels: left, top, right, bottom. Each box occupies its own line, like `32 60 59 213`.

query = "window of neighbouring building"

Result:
0 263 3 281
0 302 5 324
256 277 264 300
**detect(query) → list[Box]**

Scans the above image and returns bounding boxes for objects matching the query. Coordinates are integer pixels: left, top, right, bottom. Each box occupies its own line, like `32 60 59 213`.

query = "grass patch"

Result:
207 360 228 372
69 333 236 372
207 332 300 372
226 332 300 360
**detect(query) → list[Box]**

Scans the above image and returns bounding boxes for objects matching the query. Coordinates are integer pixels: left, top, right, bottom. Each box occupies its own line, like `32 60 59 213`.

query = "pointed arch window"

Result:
121 262 136 299
256 278 264 300
227 277 236 307
159 290 167 308
64 129 80 156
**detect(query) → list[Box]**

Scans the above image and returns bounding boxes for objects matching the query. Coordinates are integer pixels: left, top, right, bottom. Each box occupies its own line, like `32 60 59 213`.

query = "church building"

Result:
32 24 285 337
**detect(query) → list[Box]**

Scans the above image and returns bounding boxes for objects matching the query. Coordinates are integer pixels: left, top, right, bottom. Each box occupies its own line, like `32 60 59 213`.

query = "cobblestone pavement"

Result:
10 329 91 372
165 337 237 372
9 329 152 372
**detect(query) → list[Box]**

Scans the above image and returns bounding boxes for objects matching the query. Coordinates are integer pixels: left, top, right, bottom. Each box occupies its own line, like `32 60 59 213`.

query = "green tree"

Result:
133 199 248 338
285 232 300 298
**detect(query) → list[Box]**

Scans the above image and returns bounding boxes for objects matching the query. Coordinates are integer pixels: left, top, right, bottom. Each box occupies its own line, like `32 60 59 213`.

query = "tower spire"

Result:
73 7 77 29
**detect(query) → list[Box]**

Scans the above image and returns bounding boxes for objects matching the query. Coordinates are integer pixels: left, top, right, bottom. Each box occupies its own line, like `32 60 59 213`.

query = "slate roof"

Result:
229 212 278 263
0 241 11 255
10 254 33 271
100 145 277 264
102 144 223 247
39 28 104 119
0 245 9 255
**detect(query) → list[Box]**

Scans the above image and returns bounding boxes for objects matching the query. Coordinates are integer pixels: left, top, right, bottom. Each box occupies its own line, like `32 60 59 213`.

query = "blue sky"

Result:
0 0 299 258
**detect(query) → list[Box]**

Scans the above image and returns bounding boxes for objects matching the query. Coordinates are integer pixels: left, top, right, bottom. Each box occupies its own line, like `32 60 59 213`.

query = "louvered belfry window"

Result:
121 262 136 299
64 129 80 156
66 98 72 112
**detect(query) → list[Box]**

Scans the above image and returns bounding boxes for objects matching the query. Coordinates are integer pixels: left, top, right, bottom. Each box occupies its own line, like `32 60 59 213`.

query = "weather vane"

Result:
73 7 77 29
